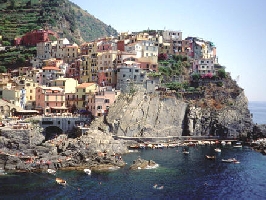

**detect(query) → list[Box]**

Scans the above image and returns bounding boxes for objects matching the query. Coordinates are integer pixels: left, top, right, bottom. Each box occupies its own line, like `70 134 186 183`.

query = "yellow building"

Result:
0 73 12 98
24 80 37 109
75 82 97 109
81 55 91 83
2 88 21 107
80 41 98 83
63 43 79 63
49 77 78 93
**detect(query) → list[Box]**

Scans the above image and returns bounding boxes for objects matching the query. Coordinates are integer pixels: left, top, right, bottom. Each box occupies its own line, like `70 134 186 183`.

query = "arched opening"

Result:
44 126 63 141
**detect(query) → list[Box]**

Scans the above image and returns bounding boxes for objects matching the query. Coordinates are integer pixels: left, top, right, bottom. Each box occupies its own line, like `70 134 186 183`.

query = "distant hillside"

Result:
0 0 118 44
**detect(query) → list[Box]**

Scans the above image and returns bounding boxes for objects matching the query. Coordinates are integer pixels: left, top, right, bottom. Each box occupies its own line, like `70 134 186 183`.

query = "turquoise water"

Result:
1 146 266 199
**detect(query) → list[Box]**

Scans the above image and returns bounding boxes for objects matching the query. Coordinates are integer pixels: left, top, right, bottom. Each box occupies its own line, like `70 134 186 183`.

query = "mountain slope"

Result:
0 0 118 44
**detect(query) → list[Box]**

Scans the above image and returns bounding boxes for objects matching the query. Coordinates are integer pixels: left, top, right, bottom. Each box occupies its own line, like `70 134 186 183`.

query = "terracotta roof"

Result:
76 82 95 88
42 66 61 71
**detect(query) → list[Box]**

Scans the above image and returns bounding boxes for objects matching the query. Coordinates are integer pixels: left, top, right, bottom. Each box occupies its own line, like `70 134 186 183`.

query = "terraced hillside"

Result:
0 0 118 44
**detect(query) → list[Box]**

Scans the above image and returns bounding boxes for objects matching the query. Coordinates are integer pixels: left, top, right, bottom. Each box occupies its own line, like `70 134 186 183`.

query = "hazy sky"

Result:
71 0 266 102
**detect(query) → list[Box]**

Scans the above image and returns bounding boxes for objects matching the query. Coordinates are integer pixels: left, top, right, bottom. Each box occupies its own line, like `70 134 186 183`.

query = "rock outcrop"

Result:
129 157 158 170
184 91 253 137
0 124 128 172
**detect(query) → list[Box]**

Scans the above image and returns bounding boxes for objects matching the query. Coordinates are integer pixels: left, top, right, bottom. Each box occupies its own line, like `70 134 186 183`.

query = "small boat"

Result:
84 168 91 175
168 143 178 148
56 178 67 186
221 141 226 146
205 155 216 160
214 148 221 153
47 169 56 175
183 151 189 155
233 142 242 148
0 169 7 175
222 158 239 163
153 184 164 190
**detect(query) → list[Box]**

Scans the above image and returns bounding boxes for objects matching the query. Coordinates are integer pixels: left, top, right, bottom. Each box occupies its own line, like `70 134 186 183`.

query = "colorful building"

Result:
35 86 66 114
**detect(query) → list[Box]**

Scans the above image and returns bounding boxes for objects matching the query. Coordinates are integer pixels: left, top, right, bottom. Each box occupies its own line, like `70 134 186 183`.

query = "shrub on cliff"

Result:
217 69 226 79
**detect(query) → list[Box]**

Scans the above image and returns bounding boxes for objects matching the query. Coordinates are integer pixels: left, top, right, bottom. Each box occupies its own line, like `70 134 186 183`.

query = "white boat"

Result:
0 169 7 175
84 168 91 175
214 148 221 153
47 169 56 175
183 151 189 155
222 158 240 163
221 141 226 146
233 142 242 148
153 184 164 190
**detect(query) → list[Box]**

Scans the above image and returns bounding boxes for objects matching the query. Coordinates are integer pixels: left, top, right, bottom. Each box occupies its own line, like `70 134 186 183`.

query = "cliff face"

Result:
106 92 187 138
185 91 253 138
106 86 253 139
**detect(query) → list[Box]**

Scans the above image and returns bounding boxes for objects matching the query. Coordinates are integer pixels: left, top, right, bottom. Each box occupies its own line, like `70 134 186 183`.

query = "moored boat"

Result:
56 178 67 186
205 155 216 160
47 169 56 175
183 149 189 155
214 148 221 153
221 158 240 163
84 168 91 175
233 142 242 148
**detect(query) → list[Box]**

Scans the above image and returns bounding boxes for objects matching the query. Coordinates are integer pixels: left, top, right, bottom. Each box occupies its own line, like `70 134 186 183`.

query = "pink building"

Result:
35 86 66 114
87 87 117 117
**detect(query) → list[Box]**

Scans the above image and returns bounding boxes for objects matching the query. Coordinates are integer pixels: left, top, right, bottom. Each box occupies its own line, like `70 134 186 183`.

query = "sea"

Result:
0 101 265 200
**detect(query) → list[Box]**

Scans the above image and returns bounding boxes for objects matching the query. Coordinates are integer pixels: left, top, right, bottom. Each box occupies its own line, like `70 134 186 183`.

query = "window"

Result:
135 69 139 72
42 121 53 125
123 74 126 77
97 106 102 109
58 121 60 125
104 99 110 103
46 103 49 106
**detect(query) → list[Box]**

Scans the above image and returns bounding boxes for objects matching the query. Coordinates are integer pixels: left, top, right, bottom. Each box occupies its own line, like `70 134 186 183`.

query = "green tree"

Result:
2 41 11 46
0 66 7 73
217 69 226 79
192 73 200 80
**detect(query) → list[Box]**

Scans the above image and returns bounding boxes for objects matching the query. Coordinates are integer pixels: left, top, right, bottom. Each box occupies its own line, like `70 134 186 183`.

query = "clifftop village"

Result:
0 29 219 131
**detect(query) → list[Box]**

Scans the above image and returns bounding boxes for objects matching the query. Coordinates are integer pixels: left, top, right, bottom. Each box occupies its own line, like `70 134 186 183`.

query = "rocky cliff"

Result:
0 124 129 172
105 78 253 139
107 91 187 138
